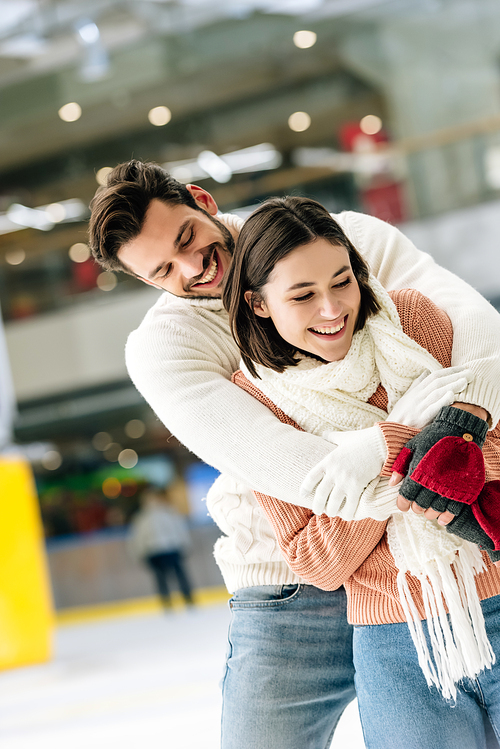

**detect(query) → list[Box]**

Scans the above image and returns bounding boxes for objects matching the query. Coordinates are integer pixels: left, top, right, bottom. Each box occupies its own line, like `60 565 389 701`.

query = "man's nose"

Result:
178 248 204 278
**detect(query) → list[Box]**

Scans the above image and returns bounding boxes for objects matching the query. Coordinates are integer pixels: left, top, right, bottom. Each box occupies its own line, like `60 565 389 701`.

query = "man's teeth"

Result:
311 320 345 335
198 256 218 284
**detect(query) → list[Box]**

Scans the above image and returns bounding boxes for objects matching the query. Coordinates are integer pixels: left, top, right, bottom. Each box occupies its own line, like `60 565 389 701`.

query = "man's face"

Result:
118 196 235 298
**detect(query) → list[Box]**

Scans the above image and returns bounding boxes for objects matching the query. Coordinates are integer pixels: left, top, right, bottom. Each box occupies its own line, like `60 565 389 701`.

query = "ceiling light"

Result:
288 111 311 132
5 249 26 266
360 115 383 135
4 198 87 234
75 20 100 45
222 143 282 173
45 203 66 223
148 106 172 127
197 151 232 183
69 243 91 263
7 203 53 231
164 143 282 184
58 102 82 123
293 30 317 49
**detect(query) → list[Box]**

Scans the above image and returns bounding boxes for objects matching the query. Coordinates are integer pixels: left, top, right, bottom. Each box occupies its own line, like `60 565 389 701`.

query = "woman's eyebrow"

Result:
285 265 350 292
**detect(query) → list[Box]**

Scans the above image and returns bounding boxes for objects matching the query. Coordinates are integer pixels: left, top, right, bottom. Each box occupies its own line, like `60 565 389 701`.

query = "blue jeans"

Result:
220 584 355 749
353 594 500 749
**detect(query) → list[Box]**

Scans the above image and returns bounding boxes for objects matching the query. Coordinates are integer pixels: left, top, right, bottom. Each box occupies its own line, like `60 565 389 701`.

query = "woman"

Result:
221 196 500 749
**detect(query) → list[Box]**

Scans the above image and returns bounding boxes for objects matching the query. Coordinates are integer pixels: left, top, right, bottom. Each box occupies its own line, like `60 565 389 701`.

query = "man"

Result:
89 160 500 748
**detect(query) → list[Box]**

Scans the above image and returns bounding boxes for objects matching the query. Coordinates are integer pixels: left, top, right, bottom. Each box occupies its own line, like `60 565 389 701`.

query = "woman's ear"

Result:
244 290 270 318
186 184 218 216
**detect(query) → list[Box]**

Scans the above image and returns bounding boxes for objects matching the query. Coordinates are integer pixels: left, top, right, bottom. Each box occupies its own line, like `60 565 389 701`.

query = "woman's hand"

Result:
390 470 456 524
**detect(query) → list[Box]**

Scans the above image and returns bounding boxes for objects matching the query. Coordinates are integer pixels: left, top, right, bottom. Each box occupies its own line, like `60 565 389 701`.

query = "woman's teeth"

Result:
198 255 218 284
311 320 345 335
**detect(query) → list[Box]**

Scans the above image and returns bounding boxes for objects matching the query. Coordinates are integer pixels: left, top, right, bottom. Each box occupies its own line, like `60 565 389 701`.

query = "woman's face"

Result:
250 238 362 363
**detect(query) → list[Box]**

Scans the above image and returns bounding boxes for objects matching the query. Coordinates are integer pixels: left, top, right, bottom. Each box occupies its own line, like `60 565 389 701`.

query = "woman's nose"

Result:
319 294 342 318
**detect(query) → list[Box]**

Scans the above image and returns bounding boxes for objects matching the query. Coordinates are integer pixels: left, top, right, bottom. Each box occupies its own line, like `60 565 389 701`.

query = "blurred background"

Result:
0 0 500 746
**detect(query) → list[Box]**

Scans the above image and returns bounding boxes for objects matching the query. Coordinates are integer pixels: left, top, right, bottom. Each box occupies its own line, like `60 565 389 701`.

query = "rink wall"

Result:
46 523 224 609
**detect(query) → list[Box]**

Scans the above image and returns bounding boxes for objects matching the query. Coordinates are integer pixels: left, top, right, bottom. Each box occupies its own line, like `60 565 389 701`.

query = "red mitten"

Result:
410 436 485 504
471 481 500 551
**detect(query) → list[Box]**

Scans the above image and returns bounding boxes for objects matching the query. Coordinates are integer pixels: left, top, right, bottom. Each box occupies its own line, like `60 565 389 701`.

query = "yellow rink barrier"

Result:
0 457 54 669
57 585 231 626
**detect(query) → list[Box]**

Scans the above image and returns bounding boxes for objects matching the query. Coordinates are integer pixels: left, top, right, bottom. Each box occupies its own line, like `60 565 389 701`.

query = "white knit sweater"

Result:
126 210 500 591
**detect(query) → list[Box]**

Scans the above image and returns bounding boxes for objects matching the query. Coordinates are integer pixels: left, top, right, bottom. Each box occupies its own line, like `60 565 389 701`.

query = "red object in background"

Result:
72 258 100 292
338 120 407 224
338 122 388 153
361 180 407 224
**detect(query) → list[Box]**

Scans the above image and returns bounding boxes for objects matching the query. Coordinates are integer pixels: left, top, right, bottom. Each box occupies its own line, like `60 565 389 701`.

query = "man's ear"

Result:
186 184 218 216
244 290 270 318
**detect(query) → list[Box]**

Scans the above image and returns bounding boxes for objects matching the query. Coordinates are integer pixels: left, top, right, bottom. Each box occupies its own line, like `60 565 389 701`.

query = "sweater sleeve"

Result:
340 211 500 425
254 491 387 590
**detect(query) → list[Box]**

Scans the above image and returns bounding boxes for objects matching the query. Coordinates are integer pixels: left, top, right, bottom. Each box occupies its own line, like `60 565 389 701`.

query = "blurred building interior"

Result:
0 0 499 610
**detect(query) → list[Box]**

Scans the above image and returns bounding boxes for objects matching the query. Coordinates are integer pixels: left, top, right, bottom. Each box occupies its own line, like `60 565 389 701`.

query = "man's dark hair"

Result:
88 160 200 274
223 196 381 378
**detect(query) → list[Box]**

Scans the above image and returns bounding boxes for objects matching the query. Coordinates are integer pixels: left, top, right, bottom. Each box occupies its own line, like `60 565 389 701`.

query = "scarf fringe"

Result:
396 545 494 701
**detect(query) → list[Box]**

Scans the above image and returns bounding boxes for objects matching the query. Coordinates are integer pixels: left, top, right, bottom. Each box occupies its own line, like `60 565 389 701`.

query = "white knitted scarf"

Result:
242 277 494 700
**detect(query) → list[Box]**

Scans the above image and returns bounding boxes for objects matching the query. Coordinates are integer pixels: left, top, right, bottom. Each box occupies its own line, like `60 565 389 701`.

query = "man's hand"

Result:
386 366 471 430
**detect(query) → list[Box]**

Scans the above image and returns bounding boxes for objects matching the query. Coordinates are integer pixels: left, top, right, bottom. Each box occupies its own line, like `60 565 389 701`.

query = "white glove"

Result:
386 365 472 429
300 425 387 517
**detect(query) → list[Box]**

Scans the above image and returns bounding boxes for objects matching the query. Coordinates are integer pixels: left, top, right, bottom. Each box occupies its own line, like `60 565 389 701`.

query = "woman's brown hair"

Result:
223 196 380 378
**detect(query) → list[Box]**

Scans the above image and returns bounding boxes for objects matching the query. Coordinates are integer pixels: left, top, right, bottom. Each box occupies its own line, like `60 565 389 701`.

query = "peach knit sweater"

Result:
233 289 500 625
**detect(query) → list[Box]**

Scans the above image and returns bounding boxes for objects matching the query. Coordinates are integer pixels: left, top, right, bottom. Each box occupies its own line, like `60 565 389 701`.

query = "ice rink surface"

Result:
0 602 365 748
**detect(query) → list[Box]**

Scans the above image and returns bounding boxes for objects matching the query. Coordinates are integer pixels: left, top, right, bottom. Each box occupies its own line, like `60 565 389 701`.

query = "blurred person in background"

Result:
89 161 500 749
128 486 194 609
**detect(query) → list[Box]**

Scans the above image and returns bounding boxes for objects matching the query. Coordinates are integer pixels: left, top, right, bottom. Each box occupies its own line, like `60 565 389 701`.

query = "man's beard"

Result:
182 213 235 299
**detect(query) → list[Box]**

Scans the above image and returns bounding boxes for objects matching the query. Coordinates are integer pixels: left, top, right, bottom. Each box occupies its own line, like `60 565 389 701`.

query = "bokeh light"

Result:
58 102 82 122
97 271 117 291
360 114 383 135
96 166 113 186
69 242 91 263
5 249 26 266
124 419 146 439
288 111 311 132
293 30 317 49
41 450 62 470
102 477 121 498
92 431 112 451
148 106 172 126
118 449 138 469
